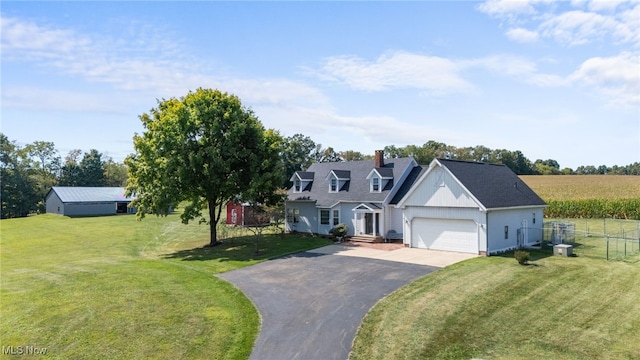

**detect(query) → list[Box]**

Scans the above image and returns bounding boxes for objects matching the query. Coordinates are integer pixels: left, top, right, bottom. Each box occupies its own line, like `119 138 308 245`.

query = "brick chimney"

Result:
375 150 384 168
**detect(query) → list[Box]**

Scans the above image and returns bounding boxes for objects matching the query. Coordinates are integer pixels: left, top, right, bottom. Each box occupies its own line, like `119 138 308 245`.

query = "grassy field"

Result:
520 175 640 201
0 214 331 359
350 252 640 360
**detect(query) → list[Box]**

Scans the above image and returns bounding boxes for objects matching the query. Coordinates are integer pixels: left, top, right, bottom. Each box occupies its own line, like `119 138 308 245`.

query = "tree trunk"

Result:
208 199 221 246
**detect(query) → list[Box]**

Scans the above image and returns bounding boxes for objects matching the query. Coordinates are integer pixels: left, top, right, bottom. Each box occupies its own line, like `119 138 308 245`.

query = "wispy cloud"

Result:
313 51 568 92
569 52 640 106
1 15 332 115
308 51 473 94
478 0 640 47
505 27 540 42
476 0 640 106
1 15 203 94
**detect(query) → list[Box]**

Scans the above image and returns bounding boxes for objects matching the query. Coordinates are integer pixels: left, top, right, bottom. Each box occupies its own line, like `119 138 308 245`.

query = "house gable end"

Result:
398 164 480 208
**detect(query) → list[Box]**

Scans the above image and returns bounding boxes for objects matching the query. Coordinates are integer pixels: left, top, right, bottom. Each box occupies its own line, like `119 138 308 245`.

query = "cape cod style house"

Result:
285 152 547 255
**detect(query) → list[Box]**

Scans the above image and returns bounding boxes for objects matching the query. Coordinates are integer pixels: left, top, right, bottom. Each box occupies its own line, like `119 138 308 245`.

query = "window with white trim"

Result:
320 209 330 225
332 209 340 225
371 176 380 192
330 178 338 192
294 179 301 192
287 208 299 223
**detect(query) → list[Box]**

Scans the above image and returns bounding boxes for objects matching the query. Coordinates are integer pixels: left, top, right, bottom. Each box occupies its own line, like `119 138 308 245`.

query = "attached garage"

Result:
411 218 478 254
396 159 547 255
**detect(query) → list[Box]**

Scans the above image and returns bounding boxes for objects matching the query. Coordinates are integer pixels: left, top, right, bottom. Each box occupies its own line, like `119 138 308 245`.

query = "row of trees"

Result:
3 89 638 226
280 138 640 180
1 133 127 218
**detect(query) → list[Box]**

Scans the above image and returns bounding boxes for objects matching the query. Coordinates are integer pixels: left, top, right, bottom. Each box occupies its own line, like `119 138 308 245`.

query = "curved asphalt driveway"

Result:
218 250 438 360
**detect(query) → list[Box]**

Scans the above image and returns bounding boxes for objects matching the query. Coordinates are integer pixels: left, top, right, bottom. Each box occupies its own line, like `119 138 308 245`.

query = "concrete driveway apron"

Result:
218 250 438 360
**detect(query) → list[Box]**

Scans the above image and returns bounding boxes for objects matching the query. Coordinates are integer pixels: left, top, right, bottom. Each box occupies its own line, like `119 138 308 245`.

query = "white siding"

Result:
487 208 544 254
285 202 317 234
387 206 404 234
45 192 64 215
401 166 478 208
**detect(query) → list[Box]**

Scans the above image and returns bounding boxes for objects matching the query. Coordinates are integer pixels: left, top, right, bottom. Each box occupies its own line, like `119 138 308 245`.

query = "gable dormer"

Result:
325 170 350 193
290 171 314 193
366 168 394 193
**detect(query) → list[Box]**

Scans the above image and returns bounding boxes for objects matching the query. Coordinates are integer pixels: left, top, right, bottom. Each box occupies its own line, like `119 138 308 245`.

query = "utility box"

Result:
554 244 573 257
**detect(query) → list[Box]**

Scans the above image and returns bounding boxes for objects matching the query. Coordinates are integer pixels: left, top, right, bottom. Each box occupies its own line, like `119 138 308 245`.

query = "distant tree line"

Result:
2 131 637 219
1 133 128 218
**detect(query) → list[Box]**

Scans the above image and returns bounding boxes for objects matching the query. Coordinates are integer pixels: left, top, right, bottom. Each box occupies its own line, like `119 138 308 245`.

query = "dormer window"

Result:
291 171 314 193
371 177 380 192
326 170 350 193
367 168 393 193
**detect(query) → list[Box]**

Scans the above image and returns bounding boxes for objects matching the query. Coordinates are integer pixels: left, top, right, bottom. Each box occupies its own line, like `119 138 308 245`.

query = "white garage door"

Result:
412 218 478 254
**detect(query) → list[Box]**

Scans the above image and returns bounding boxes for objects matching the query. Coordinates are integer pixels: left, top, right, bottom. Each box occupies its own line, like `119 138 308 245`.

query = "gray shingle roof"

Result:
296 172 315 180
288 158 415 207
389 165 427 205
437 159 547 208
49 187 132 203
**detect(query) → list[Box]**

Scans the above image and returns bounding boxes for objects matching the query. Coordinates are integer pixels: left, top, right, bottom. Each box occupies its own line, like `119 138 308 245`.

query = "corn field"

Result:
544 199 640 220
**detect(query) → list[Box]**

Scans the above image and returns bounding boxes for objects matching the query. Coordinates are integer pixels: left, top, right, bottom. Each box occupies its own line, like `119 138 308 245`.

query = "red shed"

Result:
226 201 246 226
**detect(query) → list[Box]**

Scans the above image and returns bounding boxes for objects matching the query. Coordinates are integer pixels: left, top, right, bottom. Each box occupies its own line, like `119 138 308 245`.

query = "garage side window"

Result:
504 226 509 239
287 208 299 223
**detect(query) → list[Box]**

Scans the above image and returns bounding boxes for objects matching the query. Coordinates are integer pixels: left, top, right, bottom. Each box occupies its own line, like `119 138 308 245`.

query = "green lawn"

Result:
350 251 640 360
545 218 640 261
0 213 331 359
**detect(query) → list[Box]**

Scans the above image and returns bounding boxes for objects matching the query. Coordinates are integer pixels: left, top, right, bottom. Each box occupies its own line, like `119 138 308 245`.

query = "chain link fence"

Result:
522 219 640 261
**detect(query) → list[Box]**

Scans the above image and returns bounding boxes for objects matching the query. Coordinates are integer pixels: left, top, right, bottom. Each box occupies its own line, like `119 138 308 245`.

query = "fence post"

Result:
606 235 609 261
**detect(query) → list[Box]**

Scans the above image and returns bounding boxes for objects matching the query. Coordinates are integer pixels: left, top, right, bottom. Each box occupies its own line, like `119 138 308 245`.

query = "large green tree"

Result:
126 88 283 246
280 133 316 187
0 134 39 218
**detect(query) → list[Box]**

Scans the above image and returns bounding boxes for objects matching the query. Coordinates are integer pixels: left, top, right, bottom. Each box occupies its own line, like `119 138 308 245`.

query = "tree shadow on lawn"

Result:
162 233 331 263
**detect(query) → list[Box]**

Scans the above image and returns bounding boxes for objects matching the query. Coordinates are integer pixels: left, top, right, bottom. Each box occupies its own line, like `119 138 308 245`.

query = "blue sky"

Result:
2 1 639 169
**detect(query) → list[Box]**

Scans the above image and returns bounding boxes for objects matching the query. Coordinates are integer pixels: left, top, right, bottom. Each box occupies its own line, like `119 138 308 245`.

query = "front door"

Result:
364 213 379 236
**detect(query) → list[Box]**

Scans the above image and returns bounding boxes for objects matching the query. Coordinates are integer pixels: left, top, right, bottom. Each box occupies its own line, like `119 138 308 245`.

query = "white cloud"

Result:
255 102 458 151
569 52 640 106
1 15 203 94
477 0 540 17
539 10 621 45
505 27 540 42
587 0 629 12
312 51 473 93
2 87 125 113
478 0 640 47
0 15 331 115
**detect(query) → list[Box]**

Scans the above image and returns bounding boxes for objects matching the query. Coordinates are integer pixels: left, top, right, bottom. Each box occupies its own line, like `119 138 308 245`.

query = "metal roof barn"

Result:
45 187 136 216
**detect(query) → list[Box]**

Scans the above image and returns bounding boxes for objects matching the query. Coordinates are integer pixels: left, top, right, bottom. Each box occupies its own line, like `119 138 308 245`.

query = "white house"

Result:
285 153 547 255
285 150 418 242
396 159 547 255
46 187 135 216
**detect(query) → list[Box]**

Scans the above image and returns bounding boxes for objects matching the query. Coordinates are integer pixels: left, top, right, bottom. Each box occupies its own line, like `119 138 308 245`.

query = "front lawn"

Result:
350 252 640 360
1 214 331 359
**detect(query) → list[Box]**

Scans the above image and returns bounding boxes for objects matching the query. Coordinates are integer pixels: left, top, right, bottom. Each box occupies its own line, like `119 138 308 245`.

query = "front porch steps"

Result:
349 235 385 243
